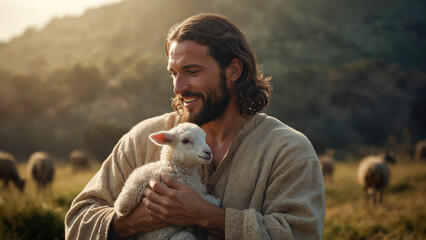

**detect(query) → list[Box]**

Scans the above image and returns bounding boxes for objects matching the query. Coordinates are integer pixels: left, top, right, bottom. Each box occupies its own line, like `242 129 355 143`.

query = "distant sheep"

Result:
114 123 220 240
357 152 396 204
27 151 55 191
318 149 335 183
414 140 426 161
0 151 25 192
69 150 90 172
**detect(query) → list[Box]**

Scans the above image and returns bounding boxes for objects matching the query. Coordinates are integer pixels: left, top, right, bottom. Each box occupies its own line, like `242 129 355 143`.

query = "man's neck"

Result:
202 105 249 143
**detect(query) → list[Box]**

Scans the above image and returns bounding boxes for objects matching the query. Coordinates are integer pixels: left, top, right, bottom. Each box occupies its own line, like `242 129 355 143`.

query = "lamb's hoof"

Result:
114 206 128 217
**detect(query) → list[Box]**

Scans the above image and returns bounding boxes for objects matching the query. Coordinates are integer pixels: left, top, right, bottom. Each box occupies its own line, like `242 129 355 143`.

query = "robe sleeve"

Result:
65 132 143 240
64 113 178 240
225 156 325 240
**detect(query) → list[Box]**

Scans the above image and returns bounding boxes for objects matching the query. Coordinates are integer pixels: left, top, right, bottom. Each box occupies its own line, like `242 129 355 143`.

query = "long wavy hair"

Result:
165 13 272 117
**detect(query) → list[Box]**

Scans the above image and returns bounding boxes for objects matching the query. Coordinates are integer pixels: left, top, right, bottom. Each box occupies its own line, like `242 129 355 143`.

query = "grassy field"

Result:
0 161 100 240
323 161 426 240
0 160 425 239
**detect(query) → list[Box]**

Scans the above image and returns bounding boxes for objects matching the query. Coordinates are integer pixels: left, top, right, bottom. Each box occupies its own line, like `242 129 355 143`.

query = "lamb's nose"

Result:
204 150 212 158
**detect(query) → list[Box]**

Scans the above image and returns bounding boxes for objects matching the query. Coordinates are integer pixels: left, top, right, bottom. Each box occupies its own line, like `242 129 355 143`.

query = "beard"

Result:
175 72 230 126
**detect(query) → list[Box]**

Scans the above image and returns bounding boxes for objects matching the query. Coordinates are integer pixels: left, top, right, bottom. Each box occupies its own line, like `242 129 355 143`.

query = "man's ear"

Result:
226 58 243 82
149 131 174 146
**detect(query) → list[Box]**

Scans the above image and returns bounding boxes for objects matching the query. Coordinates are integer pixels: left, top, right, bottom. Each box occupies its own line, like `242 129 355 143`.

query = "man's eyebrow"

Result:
181 64 204 69
168 64 204 72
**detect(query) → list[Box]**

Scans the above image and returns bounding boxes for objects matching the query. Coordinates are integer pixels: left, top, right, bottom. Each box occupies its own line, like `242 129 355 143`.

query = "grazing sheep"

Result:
414 140 426 161
357 152 396 205
114 123 220 240
27 151 55 191
69 150 90 172
0 151 25 192
318 149 335 183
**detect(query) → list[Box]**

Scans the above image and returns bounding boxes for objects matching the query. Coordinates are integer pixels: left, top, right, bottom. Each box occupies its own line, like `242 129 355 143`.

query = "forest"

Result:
0 0 425 161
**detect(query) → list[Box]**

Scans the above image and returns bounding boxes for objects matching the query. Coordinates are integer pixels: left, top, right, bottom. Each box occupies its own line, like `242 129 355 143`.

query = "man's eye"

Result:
188 70 199 74
181 139 190 144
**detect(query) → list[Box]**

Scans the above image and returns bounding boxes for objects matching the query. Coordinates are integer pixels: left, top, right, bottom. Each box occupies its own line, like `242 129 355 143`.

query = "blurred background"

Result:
0 0 425 239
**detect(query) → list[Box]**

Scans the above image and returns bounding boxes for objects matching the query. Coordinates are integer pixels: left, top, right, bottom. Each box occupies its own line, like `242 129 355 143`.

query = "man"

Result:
65 13 325 240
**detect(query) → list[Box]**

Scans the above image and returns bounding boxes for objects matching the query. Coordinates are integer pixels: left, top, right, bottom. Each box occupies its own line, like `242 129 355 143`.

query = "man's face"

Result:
168 40 230 126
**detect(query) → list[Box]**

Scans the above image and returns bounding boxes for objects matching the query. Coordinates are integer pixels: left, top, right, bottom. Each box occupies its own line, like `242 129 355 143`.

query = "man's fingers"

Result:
161 174 187 190
144 187 175 209
142 193 170 221
144 186 163 203
148 179 171 196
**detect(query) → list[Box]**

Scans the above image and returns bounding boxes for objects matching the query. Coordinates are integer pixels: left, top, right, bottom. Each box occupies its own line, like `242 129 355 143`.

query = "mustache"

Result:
177 92 203 99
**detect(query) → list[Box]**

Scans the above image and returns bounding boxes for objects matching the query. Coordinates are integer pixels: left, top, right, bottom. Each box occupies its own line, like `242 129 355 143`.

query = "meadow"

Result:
0 160 425 239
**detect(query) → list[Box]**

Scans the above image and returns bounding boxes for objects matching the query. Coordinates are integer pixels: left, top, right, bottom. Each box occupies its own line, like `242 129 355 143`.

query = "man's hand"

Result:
143 174 226 239
143 174 208 226
109 193 170 240
111 174 225 240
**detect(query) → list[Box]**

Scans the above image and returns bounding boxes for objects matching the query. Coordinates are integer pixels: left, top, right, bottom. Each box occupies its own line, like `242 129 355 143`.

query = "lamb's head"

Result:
149 123 213 166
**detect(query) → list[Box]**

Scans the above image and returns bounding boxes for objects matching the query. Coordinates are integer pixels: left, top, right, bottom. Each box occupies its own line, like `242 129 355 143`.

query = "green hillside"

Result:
0 0 425 160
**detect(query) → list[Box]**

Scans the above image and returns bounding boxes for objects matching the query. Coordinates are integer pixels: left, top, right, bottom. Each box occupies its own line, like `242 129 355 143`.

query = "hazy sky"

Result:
0 0 123 43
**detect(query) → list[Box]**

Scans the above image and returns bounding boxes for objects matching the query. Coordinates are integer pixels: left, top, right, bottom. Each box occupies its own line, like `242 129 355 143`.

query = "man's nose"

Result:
173 74 190 95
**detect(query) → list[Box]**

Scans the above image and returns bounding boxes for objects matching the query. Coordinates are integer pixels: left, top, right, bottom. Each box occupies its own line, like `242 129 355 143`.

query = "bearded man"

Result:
65 13 325 240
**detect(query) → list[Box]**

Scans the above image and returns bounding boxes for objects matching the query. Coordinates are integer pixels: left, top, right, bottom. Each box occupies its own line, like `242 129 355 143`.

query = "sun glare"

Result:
0 0 123 42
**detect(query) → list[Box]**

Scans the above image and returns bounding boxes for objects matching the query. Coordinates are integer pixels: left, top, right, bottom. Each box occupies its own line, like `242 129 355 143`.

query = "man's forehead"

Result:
167 40 211 70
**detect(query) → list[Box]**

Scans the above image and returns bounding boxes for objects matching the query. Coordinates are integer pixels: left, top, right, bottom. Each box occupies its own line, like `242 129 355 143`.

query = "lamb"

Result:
69 150 90 172
27 151 55 191
0 151 25 192
114 122 220 240
357 151 396 205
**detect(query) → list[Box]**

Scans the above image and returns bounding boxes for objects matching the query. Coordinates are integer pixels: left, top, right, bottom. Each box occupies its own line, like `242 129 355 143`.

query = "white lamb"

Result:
114 122 220 240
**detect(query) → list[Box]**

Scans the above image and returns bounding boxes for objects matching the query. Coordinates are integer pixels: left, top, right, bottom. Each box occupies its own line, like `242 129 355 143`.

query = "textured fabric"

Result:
65 112 325 240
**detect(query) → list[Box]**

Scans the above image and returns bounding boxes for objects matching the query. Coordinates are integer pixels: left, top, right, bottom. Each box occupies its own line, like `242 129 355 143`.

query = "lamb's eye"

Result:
181 139 190 144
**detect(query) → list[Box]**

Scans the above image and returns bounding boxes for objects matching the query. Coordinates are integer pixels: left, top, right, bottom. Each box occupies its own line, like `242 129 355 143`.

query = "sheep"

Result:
69 150 90 172
357 151 396 205
318 149 335 183
27 151 55 192
414 140 426 162
114 122 220 240
0 151 25 192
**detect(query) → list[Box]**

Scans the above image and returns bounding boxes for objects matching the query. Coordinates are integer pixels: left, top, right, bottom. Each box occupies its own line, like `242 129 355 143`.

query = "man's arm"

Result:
66 127 165 239
109 201 170 240
66 113 182 239
143 174 226 240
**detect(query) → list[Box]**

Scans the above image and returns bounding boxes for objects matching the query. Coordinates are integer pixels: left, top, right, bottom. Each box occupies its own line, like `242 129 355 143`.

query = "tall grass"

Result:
0 162 100 240
1 160 425 239
323 161 426 239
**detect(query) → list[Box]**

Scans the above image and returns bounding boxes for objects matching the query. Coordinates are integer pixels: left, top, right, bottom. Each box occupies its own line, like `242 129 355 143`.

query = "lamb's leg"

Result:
202 194 221 206
372 189 377 205
379 189 384 204
170 230 197 240
115 171 153 217
364 188 369 204
136 225 183 240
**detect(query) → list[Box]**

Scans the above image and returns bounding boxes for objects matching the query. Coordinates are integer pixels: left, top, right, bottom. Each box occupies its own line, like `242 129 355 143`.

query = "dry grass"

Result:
323 161 426 239
1 160 425 239
0 161 100 240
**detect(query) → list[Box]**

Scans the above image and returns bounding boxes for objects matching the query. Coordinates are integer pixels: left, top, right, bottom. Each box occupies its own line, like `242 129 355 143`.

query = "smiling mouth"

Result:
183 97 200 103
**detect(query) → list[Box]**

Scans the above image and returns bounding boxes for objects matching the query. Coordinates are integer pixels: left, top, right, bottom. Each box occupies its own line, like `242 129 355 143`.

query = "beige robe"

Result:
65 112 325 239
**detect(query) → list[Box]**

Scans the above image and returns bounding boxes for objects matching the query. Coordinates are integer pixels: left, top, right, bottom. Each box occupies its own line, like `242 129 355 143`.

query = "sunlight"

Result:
0 0 123 42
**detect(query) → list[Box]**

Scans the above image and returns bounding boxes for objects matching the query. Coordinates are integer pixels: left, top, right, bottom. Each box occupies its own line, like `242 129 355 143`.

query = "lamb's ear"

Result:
149 131 174 146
